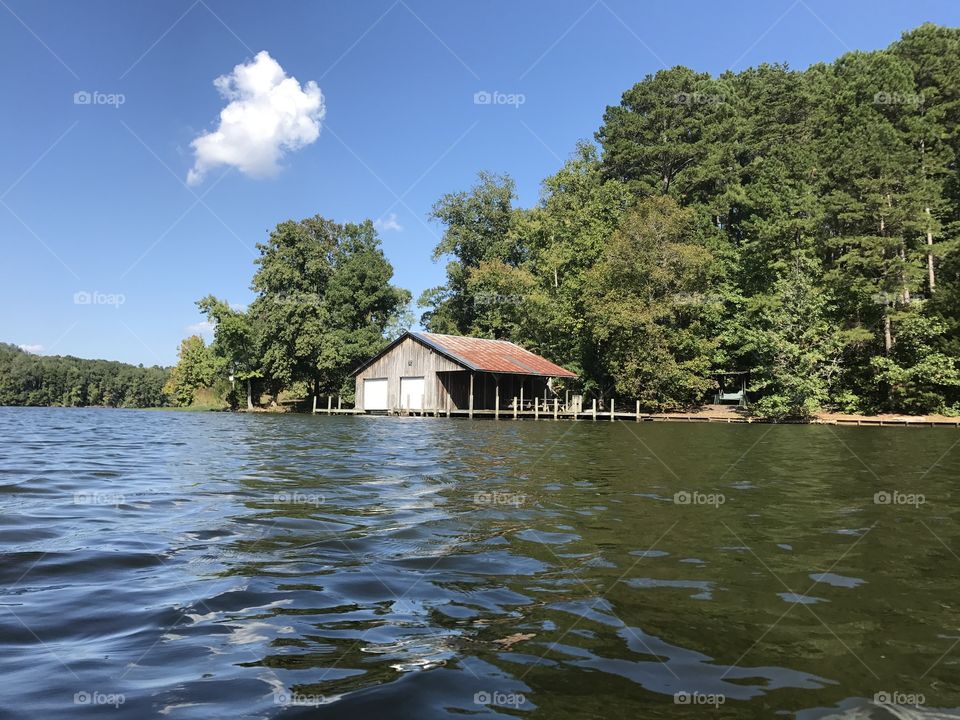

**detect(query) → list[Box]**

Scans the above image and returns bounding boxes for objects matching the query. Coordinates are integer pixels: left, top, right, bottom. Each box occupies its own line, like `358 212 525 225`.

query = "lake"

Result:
1 407 959 718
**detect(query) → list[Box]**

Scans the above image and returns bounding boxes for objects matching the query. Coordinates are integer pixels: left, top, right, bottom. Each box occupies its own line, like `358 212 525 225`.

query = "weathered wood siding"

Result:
354 337 462 410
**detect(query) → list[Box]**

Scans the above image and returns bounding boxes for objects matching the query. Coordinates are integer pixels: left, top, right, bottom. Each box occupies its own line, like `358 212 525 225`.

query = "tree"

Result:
741 255 844 418
871 310 960 414
196 296 261 410
163 335 218 406
215 215 409 403
420 172 522 334
585 196 721 409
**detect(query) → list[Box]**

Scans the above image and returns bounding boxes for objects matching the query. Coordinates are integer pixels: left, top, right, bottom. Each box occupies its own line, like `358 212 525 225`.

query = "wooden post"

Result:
636 399 640 422
337 396 342 411
534 397 539 420
553 397 558 421
312 395 317 414
519 385 524 418
513 397 517 420
469 372 474 419
565 390 569 411
327 395 332 414
446 393 451 418
610 398 615 421
592 398 597 421
421 394 425 417
495 384 500 420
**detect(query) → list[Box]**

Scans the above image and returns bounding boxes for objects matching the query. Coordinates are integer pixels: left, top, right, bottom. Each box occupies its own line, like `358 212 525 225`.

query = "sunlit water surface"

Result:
2 407 960 719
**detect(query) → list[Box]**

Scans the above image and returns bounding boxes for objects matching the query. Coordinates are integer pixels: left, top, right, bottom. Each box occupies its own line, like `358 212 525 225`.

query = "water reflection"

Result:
1 408 960 718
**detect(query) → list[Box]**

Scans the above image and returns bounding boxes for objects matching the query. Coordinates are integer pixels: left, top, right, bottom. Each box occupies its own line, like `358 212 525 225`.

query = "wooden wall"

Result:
354 336 462 410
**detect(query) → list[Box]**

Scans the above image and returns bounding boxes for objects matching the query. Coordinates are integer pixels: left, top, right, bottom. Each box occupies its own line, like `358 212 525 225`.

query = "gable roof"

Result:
351 331 577 378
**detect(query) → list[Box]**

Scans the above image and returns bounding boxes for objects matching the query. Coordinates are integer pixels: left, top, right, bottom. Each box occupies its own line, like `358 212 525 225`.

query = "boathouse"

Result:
351 331 577 413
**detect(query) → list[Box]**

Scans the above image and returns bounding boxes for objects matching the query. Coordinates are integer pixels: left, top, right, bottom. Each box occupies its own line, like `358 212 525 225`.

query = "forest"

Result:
0 343 167 408
4 24 959 417
418 23 960 417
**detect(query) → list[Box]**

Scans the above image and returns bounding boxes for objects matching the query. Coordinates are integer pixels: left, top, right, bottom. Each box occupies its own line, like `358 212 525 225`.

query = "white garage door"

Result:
399 376 425 410
363 378 388 410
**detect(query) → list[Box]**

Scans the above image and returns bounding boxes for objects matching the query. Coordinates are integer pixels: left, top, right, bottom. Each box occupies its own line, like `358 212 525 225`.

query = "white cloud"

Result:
187 51 325 185
375 213 403 232
186 320 215 338
18 344 43 354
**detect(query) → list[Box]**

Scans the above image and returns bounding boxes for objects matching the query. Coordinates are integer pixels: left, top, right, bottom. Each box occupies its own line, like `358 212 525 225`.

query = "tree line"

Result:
419 23 960 417
0 343 167 408
6 24 958 418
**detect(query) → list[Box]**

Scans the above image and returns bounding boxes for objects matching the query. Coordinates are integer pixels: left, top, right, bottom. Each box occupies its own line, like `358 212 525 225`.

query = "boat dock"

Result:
311 397 960 427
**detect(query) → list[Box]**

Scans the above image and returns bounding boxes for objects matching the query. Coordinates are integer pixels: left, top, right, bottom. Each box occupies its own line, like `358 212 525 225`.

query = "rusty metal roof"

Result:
412 332 577 378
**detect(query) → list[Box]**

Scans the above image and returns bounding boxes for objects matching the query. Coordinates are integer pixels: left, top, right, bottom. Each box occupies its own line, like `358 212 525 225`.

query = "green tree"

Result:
585 196 720 409
196 296 261 409
163 335 218 406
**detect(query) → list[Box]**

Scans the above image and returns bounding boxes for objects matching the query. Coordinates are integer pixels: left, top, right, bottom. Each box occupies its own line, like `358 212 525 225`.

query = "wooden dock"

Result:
311 396 960 427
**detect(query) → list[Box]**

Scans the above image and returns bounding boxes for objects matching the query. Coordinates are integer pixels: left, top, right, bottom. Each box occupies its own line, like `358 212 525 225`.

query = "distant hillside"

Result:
0 343 169 408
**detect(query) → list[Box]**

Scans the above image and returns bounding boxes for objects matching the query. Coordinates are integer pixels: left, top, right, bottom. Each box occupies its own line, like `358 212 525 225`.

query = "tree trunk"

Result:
884 312 893 354
246 378 254 410
901 246 910 304
926 207 936 293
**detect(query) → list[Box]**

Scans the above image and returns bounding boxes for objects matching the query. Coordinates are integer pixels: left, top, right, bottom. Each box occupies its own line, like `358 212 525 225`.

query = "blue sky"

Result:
2 0 958 366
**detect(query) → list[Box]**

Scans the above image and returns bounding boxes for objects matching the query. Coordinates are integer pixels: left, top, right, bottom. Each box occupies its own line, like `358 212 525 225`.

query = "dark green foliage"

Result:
423 24 960 417
0 344 168 408
194 215 410 406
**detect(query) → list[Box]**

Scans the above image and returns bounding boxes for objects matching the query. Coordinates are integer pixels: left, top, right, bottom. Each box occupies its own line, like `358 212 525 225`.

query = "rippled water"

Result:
2 407 960 718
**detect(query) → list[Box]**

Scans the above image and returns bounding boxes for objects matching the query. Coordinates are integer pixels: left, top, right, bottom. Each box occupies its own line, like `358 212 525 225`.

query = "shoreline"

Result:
5 404 959 427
